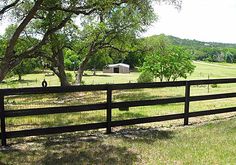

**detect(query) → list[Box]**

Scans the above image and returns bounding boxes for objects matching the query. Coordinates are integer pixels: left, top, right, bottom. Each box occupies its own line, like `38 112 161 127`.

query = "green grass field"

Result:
1 61 236 164
1 61 236 88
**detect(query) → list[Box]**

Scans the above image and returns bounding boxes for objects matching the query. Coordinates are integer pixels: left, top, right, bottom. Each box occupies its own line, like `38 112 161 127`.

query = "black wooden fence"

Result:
1 78 236 146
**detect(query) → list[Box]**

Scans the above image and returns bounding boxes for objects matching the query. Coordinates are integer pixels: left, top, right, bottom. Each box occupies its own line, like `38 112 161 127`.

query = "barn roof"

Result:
108 63 130 68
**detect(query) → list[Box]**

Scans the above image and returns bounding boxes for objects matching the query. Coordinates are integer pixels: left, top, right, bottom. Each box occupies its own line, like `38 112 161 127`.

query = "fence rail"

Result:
0 78 236 146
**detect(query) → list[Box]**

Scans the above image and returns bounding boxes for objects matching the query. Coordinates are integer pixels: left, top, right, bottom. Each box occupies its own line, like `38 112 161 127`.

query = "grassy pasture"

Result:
1 61 236 164
2 61 236 88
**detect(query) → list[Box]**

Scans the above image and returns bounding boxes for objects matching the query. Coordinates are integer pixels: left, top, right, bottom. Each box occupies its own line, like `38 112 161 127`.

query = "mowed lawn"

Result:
1 61 236 88
0 61 236 164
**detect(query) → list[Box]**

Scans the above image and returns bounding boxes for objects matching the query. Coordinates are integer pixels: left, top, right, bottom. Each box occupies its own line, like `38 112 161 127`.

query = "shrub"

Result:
211 84 218 88
137 71 154 83
66 73 74 83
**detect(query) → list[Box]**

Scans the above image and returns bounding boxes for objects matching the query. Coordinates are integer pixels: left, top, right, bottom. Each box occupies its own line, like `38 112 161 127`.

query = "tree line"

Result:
151 35 236 63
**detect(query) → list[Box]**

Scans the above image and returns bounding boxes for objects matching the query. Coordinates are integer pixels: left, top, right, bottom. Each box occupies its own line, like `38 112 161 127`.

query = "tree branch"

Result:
18 14 72 59
5 0 44 58
0 0 20 15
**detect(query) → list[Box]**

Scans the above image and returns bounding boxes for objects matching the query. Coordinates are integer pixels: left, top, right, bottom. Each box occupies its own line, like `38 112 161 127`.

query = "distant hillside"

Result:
143 34 236 63
167 35 236 48
147 34 236 48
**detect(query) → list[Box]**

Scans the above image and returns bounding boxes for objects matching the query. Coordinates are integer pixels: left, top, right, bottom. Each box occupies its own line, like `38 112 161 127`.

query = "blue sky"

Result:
143 0 236 43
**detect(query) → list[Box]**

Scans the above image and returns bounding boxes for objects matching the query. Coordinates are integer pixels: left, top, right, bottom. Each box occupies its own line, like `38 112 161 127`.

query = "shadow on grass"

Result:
114 91 156 101
113 127 174 143
2 132 139 165
40 142 137 165
113 89 184 102
83 74 112 77
112 112 147 121
0 124 176 164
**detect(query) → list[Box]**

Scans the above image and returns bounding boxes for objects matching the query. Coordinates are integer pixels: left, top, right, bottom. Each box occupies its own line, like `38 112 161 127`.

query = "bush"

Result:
66 73 74 83
211 84 218 88
137 71 154 83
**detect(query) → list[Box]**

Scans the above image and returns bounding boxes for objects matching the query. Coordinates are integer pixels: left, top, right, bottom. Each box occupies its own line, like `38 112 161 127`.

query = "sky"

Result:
1 0 236 44
143 0 236 43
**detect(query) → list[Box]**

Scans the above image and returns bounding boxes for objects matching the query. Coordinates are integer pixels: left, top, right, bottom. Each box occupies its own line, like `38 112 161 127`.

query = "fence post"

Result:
184 81 190 126
106 85 112 134
0 95 6 146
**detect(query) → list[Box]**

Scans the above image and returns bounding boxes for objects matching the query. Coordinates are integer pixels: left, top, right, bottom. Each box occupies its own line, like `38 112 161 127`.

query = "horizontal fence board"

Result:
112 97 185 108
111 113 185 127
5 103 107 117
189 78 236 85
189 107 236 117
5 122 107 138
190 93 236 102
0 84 108 96
1 78 236 96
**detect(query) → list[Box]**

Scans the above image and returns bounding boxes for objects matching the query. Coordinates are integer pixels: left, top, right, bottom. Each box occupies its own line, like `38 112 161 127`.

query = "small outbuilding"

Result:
103 63 130 74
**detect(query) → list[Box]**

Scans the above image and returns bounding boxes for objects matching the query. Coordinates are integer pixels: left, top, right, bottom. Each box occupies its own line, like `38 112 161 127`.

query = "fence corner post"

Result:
184 81 190 126
0 95 6 146
106 85 112 134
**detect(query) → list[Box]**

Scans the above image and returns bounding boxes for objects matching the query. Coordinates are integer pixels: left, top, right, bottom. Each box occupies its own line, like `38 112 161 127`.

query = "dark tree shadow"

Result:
112 112 147 121
112 127 175 143
113 89 184 102
39 142 137 165
10 80 37 83
83 74 112 77
0 122 176 165
2 131 139 165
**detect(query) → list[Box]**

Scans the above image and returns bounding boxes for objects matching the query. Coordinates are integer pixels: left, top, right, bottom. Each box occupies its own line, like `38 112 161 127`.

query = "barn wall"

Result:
103 65 130 73
119 66 130 73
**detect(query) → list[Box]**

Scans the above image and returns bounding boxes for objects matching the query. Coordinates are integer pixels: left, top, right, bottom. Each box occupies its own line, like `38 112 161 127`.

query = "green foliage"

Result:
211 84 218 88
12 58 40 80
66 72 74 83
0 0 182 85
137 71 154 83
141 36 195 81
143 34 236 64
64 49 81 71
87 51 113 70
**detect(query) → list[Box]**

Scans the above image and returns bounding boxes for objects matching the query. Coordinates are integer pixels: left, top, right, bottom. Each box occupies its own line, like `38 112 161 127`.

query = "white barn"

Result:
103 63 130 73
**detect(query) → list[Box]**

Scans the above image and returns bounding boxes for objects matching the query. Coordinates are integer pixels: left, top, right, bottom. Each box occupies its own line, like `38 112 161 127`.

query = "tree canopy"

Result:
140 35 195 82
0 0 182 85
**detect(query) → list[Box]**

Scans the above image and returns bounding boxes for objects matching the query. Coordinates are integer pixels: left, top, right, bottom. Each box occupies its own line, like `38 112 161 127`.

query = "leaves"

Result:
141 36 195 82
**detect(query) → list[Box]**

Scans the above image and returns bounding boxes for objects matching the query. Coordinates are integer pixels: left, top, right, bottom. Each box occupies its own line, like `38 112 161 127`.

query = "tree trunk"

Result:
93 67 96 76
18 74 22 81
77 67 84 85
76 52 93 85
50 47 71 87
48 34 71 87
58 73 71 86
0 61 11 82
57 49 71 86
0 68 8 83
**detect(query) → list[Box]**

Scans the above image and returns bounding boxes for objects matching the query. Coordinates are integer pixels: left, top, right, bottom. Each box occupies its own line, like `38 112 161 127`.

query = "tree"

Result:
0 25 41 81
87 51 113 75
0 0 72 82
0 0 182 85
64 49 81 71
12 58 40 81
73 0 158 84
141 36 195 82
